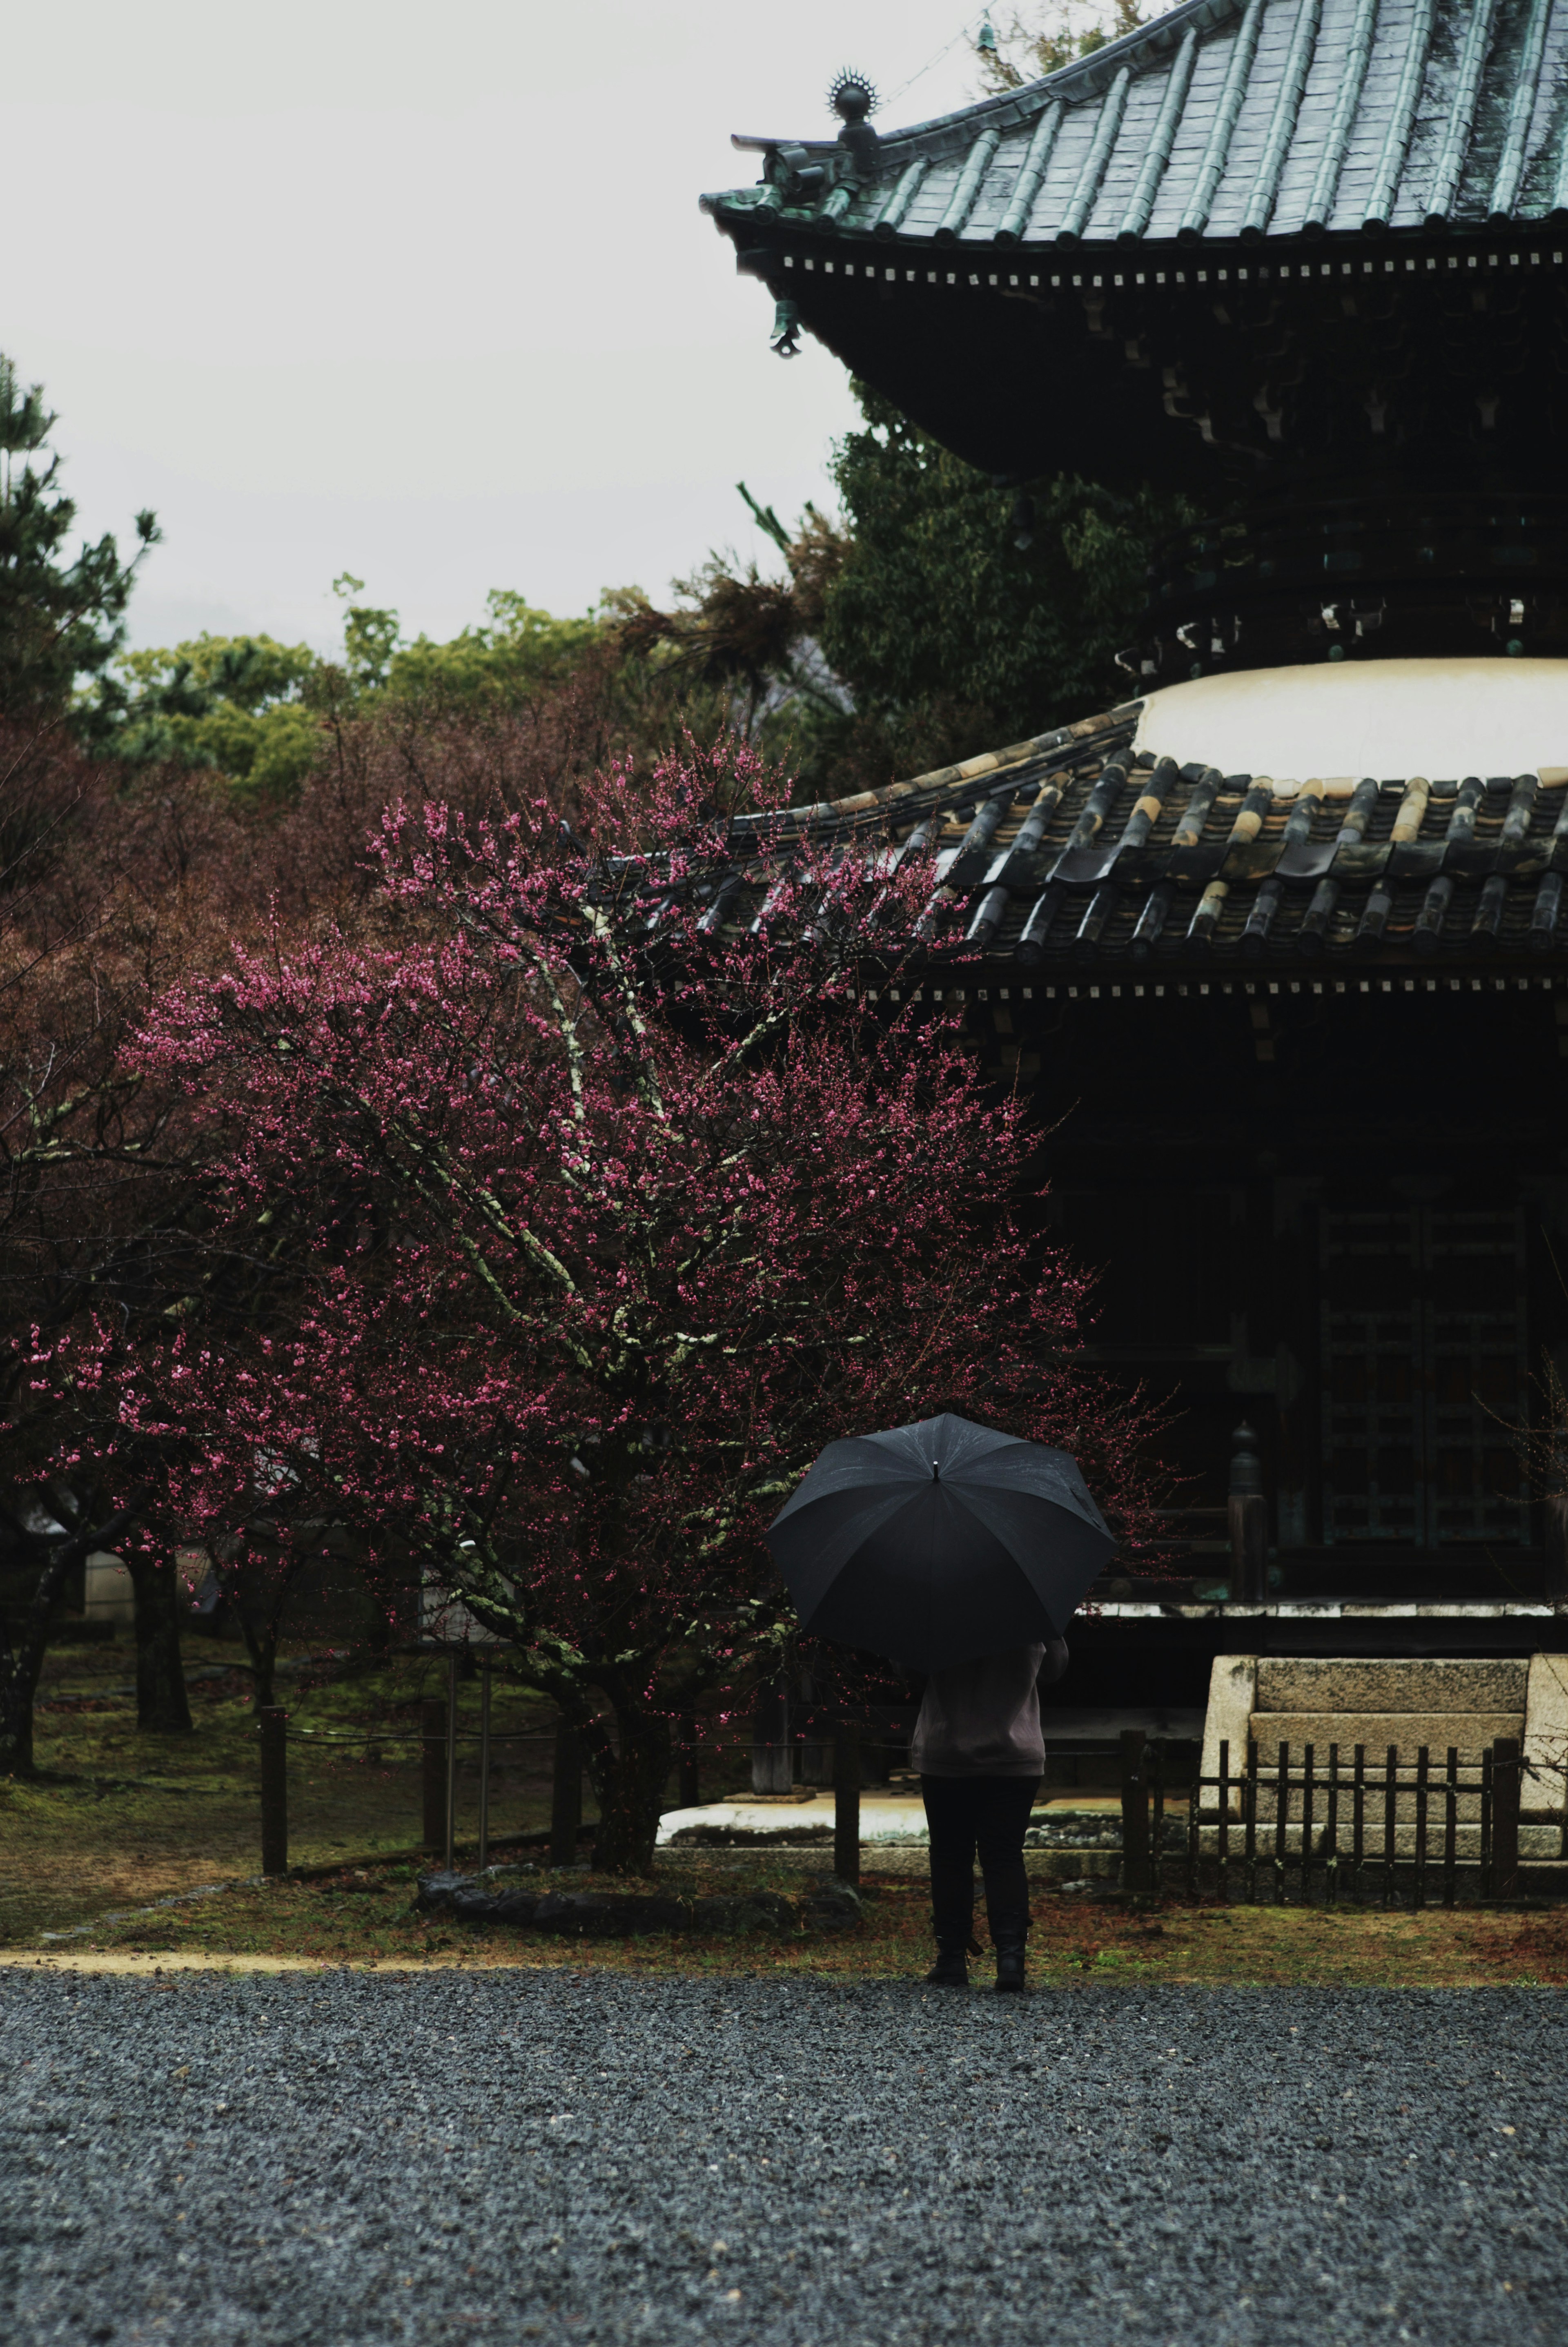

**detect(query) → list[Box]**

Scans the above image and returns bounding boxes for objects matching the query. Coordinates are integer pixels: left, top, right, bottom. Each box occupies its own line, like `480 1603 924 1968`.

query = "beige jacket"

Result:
911 1643 1047 1778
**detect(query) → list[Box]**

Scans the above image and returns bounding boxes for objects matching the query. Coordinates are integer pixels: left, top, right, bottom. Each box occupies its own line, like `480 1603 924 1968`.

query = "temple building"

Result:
697 0 1568 1732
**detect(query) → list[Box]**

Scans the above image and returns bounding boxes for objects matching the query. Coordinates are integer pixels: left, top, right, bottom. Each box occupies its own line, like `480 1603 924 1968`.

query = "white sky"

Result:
4 1 993 652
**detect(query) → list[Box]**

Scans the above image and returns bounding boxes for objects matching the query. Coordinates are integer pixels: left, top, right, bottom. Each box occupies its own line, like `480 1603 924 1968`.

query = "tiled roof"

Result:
702 0 1568 249
706 702 1568 970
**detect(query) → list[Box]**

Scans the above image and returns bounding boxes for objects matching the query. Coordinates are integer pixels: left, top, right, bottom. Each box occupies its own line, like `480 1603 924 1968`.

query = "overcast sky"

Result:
4 1 992 652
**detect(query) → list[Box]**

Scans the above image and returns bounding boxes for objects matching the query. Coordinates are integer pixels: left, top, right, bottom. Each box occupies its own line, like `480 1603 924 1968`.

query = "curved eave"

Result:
699 675 1568 975
703 0 1568 252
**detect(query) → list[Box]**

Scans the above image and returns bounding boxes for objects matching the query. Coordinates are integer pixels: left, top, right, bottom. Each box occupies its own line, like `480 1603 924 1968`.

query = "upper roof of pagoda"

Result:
703 0 1568 249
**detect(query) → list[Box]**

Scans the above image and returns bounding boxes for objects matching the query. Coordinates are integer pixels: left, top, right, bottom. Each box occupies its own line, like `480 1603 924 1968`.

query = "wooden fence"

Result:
1120 1728 1542 1905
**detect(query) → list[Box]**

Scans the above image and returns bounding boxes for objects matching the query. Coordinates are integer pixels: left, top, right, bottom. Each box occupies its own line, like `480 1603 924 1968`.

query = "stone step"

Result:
1204 1657 1568 1828
1246 1710 1523 1764
1255 1658 1528 1712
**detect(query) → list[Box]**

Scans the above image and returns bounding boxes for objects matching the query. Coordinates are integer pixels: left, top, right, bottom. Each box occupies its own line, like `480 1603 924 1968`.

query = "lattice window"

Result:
1320 1205 1529 1547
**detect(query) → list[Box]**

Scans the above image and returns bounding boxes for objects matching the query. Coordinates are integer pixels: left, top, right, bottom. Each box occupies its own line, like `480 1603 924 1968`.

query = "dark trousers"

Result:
921 1774 1040 1952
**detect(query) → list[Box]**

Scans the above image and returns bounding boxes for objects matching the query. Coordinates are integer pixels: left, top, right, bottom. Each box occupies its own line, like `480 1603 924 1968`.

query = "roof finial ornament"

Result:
829 68 880 171
828 68 878 123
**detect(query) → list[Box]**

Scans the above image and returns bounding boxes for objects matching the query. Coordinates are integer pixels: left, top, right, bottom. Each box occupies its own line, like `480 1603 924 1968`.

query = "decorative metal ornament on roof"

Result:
770 297 802 357
828 69 879 121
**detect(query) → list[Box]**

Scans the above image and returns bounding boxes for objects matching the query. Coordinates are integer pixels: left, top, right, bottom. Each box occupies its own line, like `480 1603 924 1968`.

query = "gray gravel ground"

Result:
5 1970 1566 2346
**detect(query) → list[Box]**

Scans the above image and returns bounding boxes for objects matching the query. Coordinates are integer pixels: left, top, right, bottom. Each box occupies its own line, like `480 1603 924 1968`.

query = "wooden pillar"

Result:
1228 1422 1269 1605
259 1706 288 1877
1492 1736 1521 1901
833 1723 861 1888
421 1698 446 1853
1544 1443 1568 1601
1120 1728 1150 1897
550 1723 582 1868
751 1675 793 1793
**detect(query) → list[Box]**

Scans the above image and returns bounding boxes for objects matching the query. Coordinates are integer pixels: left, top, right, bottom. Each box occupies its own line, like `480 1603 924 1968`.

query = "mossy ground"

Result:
4 1637 631 1946
13 1872 1568 1985
10 1639 1568 1985
17 1843 1568 1987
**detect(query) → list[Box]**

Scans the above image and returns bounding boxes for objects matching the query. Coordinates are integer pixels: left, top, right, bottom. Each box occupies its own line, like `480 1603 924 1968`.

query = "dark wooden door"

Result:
1319 1205 1528 1546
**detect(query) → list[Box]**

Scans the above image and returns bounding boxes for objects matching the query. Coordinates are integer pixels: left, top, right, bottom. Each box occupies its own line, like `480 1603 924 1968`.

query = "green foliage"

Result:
87 586 608 802
381 588 600 715
603 403 1183 797
0 355 160 724
93 632 323 797
976 1 1147 91
820 387 1175 752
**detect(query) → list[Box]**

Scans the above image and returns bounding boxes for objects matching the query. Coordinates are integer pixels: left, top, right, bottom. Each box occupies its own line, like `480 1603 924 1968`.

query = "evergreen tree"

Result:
0 356 159 724
817 387 1184 766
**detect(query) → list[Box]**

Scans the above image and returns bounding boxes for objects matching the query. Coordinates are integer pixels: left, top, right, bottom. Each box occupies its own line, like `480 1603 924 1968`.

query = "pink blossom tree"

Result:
104 740 1165 1867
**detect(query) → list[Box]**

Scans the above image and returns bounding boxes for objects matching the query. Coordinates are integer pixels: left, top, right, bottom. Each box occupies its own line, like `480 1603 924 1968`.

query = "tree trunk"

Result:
583 1710 673 1874
0 1497 146 1775
126 1554 192 1734
0 1547 75 1776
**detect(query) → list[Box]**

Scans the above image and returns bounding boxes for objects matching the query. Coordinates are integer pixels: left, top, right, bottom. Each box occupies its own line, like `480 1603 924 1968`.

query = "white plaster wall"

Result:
1133 659 1568 782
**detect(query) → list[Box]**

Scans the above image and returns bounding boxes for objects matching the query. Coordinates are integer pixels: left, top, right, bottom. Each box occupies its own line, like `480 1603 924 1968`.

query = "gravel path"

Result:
5 1969 1567 2345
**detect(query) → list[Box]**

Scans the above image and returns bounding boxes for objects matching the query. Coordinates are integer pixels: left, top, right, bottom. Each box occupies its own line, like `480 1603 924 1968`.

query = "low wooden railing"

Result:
1120 1727 1548 1904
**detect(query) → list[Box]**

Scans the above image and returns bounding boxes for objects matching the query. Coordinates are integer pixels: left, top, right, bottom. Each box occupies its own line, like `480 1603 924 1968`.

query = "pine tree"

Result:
0 355 159 724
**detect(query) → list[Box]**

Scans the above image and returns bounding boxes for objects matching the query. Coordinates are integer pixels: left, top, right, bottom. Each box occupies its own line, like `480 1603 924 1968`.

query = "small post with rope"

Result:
443 1652 459 1874
477 1652 492 1875
833 1720 862 1890
550 1722 583 1869
259 1706 288 1877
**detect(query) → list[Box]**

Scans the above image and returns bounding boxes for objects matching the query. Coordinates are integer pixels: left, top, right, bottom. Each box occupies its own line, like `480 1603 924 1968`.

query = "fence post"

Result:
833 1721 862 1889
550 1723 583 1869
1492 1736 1521 1900
1149 1738 1166 1898
443 1652 459 1874
259 1706 288 1877
1120 1729 1150 1897
1383 1745 1399 1909
477 1653 492 1875
421 1699 446 1853
1227 1423 1269 1605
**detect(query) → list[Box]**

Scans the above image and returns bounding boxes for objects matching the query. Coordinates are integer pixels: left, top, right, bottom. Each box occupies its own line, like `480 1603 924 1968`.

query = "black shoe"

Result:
994 1942 1027 1994
925 1948 969 1986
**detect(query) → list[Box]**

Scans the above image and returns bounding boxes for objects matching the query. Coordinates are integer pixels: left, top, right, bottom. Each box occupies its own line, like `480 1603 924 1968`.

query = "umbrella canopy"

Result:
766 1412 1116 1675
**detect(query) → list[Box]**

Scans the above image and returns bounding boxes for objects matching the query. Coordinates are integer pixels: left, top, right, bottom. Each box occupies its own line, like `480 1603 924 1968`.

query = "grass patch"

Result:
1 1640 559 1947
20 1852 1568 1986
1 1638 762 1950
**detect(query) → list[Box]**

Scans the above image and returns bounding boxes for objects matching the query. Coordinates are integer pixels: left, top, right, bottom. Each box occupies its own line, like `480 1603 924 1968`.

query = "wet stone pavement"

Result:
4 1970 1566 2345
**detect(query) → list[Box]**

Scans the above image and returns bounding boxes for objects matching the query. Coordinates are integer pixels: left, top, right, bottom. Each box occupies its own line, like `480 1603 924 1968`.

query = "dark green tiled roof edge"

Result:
702 0 1568 248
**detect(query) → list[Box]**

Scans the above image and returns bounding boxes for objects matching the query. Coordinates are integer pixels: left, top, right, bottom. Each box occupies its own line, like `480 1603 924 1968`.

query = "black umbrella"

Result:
766 1411 1115 1674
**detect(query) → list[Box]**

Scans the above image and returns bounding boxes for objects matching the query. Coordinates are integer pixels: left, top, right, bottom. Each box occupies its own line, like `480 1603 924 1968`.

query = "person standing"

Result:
912 1636 1068 1992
